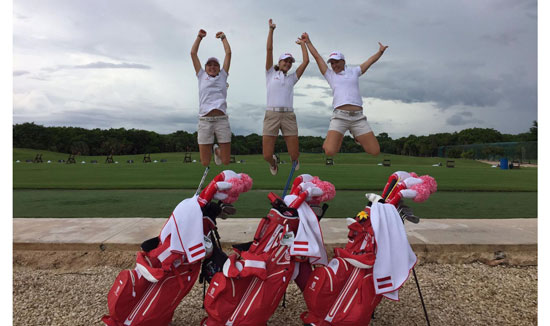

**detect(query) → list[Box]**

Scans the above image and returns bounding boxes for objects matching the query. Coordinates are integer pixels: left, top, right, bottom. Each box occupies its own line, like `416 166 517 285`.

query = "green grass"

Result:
13 148 537 219
13 149 537 191
13 189 537 219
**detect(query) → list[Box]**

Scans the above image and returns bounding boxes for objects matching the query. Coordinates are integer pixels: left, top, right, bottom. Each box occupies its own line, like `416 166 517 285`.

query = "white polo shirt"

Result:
266 67 299 109
323 65 363 109
197 68 228 116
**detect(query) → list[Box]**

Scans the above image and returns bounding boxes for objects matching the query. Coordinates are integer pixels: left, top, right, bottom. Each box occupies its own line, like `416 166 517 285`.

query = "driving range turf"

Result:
13 148 537 219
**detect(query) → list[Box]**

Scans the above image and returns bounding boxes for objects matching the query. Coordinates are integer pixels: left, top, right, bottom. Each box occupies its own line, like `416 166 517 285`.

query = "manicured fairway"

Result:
13 149 537 191
13 148 537 219
13 189 537 219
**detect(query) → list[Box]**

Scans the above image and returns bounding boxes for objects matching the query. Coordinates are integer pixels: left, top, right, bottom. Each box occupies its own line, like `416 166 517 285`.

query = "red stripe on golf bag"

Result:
202 207 301 326
102 269 149 325
102 215 218 326
102 262 200 326
300 213 382 326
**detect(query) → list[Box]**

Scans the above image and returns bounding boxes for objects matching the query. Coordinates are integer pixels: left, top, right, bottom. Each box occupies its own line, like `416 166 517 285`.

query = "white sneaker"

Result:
270 155 278 175
213 144 222 166
293 160 300 171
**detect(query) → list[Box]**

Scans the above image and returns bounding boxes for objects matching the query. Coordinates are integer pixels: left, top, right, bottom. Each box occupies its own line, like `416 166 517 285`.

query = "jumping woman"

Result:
190 29 232 166
263 19 309 175
301 32 387 158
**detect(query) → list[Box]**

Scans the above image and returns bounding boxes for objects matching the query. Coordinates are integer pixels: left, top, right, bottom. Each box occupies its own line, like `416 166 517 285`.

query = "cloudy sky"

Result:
12 0 538 138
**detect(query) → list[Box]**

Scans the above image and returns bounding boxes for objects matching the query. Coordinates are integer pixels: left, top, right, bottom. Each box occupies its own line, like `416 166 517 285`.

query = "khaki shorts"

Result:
262 111 298 136
197 115 232 144
328 109 373 137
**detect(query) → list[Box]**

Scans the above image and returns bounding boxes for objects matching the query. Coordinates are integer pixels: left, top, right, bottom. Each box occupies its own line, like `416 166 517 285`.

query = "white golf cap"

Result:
206 57 220 65
278 53 295 63
327 51 345 63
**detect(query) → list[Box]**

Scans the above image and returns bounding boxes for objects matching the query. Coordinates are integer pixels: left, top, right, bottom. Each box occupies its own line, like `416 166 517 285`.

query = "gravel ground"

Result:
13 250 537 326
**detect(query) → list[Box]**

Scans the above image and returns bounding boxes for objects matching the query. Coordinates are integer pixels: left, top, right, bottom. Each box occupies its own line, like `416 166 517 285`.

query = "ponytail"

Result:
274 65 280 71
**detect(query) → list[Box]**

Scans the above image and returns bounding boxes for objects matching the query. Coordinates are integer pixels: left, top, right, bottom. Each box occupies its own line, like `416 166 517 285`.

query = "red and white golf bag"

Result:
300 171 437 326
201 174 335 326
102 170 252 326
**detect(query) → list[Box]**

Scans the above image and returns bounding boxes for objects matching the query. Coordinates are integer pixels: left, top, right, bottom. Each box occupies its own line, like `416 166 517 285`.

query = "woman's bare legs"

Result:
199 144 213 167
218 142 231 165
262 136 277 166
199 142 232 166
355 132 380 156
284 135 300 162
322 130 344 157
323 130 380 156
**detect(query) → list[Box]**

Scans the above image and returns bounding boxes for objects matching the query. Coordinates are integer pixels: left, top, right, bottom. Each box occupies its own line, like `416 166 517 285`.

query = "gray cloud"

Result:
13 104 199 134
12 0 537 138
14 12 28 20
226 103 266 135
310 101 327 107
41 61 151 73
481 33 519 46
446 112 483 126
301 83 330 90
297 113 331 135
74 62 151 69
13 70 30 77
356 59 530 111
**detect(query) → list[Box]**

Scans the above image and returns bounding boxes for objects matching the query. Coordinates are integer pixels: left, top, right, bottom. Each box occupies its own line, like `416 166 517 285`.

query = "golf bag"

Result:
300 171 437 326
201 174 334 326
102 170 252 326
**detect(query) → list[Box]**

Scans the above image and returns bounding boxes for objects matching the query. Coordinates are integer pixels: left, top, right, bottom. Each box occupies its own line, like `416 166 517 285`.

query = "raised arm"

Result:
302 32 327 75
360 42 388 75
216 31 232 73
295 38 310 79
266 19 275 71
190 29 206 75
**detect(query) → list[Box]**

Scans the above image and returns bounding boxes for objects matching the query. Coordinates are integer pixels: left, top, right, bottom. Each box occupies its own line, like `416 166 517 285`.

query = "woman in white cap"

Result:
263 19 309 175
300 32 387 158
190 29 232 166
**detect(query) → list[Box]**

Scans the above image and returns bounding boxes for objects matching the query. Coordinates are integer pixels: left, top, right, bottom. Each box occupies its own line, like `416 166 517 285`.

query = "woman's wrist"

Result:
220 35 226 40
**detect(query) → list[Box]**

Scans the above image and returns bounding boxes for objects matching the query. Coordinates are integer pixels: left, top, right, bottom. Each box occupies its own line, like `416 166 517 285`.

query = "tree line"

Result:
13 121 537 157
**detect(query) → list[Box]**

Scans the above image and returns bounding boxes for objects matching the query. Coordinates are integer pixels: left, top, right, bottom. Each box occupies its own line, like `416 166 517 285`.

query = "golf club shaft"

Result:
195 166 210 196
282 160 298 198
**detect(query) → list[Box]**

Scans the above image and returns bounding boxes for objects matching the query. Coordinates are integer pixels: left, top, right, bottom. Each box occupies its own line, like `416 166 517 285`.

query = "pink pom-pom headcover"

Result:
410 175 437 203
308 176 336 205
219 173 253 204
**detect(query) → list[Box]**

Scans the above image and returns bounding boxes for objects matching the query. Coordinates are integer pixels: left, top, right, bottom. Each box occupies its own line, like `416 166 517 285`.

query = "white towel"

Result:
159 195 206 264
285 195 328 265
370 202 417 301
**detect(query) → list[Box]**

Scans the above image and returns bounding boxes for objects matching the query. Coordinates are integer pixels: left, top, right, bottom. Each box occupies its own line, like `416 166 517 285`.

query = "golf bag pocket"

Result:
202 272 246 325
203 266 294 326
301 263 339 320
102 269 149 326
102 263 200 326
301 259 382 326
202 208 300 326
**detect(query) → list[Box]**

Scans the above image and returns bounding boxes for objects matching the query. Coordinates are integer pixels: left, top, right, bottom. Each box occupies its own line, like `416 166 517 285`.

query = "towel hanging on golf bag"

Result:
300 171 437 326
300 205 383 326
201 174 334 326
101 170 252 326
